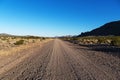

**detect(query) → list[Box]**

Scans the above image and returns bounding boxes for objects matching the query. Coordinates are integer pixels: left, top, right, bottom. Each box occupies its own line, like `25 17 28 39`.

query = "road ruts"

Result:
0 39 119 80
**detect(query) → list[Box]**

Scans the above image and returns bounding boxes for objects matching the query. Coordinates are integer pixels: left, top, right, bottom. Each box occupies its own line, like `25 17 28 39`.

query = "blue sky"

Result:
0 0 120 37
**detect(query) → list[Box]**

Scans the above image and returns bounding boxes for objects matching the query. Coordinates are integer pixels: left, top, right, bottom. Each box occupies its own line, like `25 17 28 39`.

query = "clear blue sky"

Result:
0 0 120 37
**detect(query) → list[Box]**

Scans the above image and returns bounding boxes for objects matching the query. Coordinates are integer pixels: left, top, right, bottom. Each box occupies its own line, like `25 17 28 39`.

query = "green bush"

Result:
14 40 24 45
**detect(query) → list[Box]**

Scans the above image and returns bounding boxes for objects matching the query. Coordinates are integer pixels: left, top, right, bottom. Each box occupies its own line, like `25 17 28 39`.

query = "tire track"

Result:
0 39 119 80
0 40 54 80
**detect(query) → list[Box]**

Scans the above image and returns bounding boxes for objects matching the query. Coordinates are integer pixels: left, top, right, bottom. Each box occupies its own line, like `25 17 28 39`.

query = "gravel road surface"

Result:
0 39 120 80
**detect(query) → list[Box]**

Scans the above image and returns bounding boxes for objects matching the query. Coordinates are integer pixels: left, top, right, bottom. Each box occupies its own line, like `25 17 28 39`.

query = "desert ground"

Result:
0 39 120 80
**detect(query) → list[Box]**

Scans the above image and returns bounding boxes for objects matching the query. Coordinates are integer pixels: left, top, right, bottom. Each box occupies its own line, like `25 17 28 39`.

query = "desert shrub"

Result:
110 37 120 46
14 40 24 45
97 38 106 44
42 37 46 40
110 40 116 46
32 40 35 43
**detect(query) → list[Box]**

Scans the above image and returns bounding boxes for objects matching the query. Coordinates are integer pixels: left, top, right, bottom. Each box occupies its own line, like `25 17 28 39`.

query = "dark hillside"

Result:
79 20 120 36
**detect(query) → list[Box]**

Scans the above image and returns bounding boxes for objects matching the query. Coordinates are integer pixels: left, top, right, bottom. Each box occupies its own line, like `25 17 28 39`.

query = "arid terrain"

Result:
0 39 120 80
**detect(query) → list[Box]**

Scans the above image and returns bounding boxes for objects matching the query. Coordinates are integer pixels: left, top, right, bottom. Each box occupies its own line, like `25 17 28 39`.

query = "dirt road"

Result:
0 39 120 80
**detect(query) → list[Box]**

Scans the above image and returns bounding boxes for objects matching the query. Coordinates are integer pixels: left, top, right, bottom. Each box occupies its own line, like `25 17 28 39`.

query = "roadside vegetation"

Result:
61 36 120 47
61 36 120 58
0 36 47 50
14 40 24 45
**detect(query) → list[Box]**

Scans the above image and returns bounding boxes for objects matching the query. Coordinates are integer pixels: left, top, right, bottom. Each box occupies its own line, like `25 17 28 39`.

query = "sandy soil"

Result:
0 39 119 80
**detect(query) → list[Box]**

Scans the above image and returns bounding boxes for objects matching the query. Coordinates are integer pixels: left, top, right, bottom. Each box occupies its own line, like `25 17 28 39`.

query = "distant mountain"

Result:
0 33 13 36
78 20 120 37
0 33 42 38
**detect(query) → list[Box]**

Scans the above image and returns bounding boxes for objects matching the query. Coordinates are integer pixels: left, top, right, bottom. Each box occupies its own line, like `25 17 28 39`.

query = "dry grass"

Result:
0 37 51 56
